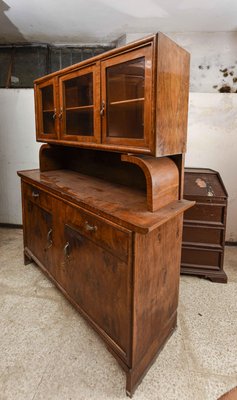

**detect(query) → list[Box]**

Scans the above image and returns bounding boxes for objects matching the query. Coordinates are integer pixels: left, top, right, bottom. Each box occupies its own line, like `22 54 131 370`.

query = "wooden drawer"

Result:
23 182 52 211
182 224 224 247
184 202 225 224
181 246 222 270
65 204 132 262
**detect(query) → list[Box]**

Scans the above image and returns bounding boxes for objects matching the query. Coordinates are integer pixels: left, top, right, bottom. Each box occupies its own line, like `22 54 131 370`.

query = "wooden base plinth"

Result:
181 267 227 284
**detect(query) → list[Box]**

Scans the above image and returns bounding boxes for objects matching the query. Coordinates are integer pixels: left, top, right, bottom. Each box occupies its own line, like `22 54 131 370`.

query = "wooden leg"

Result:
207 271 228 284
126 313 177 397
181 268 228 284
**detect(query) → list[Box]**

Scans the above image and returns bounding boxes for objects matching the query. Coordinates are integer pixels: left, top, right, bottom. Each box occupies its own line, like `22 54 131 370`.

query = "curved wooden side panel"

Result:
39 144 66 172
121 154 179 212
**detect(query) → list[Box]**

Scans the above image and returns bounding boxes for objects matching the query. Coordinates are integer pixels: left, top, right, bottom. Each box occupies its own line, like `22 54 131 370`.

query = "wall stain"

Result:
218 85 231 93
212 66 237 93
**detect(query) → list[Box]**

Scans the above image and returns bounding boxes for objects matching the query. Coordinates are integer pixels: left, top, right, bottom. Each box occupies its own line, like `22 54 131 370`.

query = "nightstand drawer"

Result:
65 204 132 262
181 246 222 270
182 224 224 247
184 202 225 224
23 182 52 211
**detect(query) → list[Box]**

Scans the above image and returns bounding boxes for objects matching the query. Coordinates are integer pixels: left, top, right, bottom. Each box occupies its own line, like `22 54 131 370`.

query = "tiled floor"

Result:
0 228 237 400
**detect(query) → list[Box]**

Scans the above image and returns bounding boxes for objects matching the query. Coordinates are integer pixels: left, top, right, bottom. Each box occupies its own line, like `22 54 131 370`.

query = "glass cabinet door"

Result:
35 78 58 139
101 45 153 149
59 64 100 143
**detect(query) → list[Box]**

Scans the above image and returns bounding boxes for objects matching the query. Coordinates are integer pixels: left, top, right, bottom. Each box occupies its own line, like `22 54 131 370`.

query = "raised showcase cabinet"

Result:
18 33 193 397
34 33 190 156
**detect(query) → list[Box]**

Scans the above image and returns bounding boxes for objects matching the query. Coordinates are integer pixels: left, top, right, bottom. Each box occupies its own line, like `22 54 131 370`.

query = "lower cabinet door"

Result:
62 224 131 362
24 199 53 273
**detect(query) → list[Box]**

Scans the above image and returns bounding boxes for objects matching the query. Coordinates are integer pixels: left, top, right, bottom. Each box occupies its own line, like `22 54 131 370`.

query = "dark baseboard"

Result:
0 223 23 229
225 241 237 247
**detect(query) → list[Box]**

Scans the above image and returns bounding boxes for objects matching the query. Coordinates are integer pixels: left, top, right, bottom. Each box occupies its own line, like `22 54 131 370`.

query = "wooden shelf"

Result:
65 105 94 111
109 98 144 106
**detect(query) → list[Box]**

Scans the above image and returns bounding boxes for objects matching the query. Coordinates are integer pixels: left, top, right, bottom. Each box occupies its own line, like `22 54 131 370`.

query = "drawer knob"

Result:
32 191 39 198
85 221 97 232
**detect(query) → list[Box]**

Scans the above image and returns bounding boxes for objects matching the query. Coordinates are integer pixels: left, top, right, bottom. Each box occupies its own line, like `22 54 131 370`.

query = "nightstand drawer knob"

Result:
32 191 39 198
85 221 97 232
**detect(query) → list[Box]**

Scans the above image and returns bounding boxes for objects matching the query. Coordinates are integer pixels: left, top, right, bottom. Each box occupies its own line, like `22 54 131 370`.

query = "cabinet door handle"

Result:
64 242 70 258
46 228 53 249
58 107 63 120
32 191 39 198
85 221 97 232
100 100 105 116
53 108 57 120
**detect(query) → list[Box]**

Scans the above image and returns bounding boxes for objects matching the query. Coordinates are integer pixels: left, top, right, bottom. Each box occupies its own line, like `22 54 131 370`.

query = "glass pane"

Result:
107 101 143 138
42 112 56 134
64 73 93 108
106 57 145 139
66 109 93 136
41 85 54 111
107 57 145 103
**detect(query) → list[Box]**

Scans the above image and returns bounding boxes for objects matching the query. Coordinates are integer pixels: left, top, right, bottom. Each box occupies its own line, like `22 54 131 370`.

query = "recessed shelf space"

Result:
65 108 93 136
64 72 93 108
107 100 144 139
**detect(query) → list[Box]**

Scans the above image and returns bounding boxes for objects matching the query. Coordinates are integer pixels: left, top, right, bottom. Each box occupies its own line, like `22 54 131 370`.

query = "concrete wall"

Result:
0 89 40 224
0 32 236 241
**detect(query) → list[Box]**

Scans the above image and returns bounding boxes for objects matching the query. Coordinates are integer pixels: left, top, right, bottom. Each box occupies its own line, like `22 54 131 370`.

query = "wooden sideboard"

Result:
18 33 193 396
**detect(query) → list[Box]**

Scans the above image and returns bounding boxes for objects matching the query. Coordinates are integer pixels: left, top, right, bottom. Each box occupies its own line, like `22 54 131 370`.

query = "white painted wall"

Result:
186 93 237 242
0 89 40 224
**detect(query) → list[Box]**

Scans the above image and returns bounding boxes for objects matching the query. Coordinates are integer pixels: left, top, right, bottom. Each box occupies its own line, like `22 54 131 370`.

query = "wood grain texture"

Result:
121 154 179 211
156 33 190 156
18 169 193 234
126 214 184 395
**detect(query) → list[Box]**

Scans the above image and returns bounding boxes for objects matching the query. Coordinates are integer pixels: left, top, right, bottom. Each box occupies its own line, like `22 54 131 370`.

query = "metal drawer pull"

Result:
32 191 39 198
46 228 53 249
85 221 97 232
64 242 70 258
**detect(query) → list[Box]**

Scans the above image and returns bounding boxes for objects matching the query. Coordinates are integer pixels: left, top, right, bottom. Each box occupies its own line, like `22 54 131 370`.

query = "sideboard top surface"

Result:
18 169 192 233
